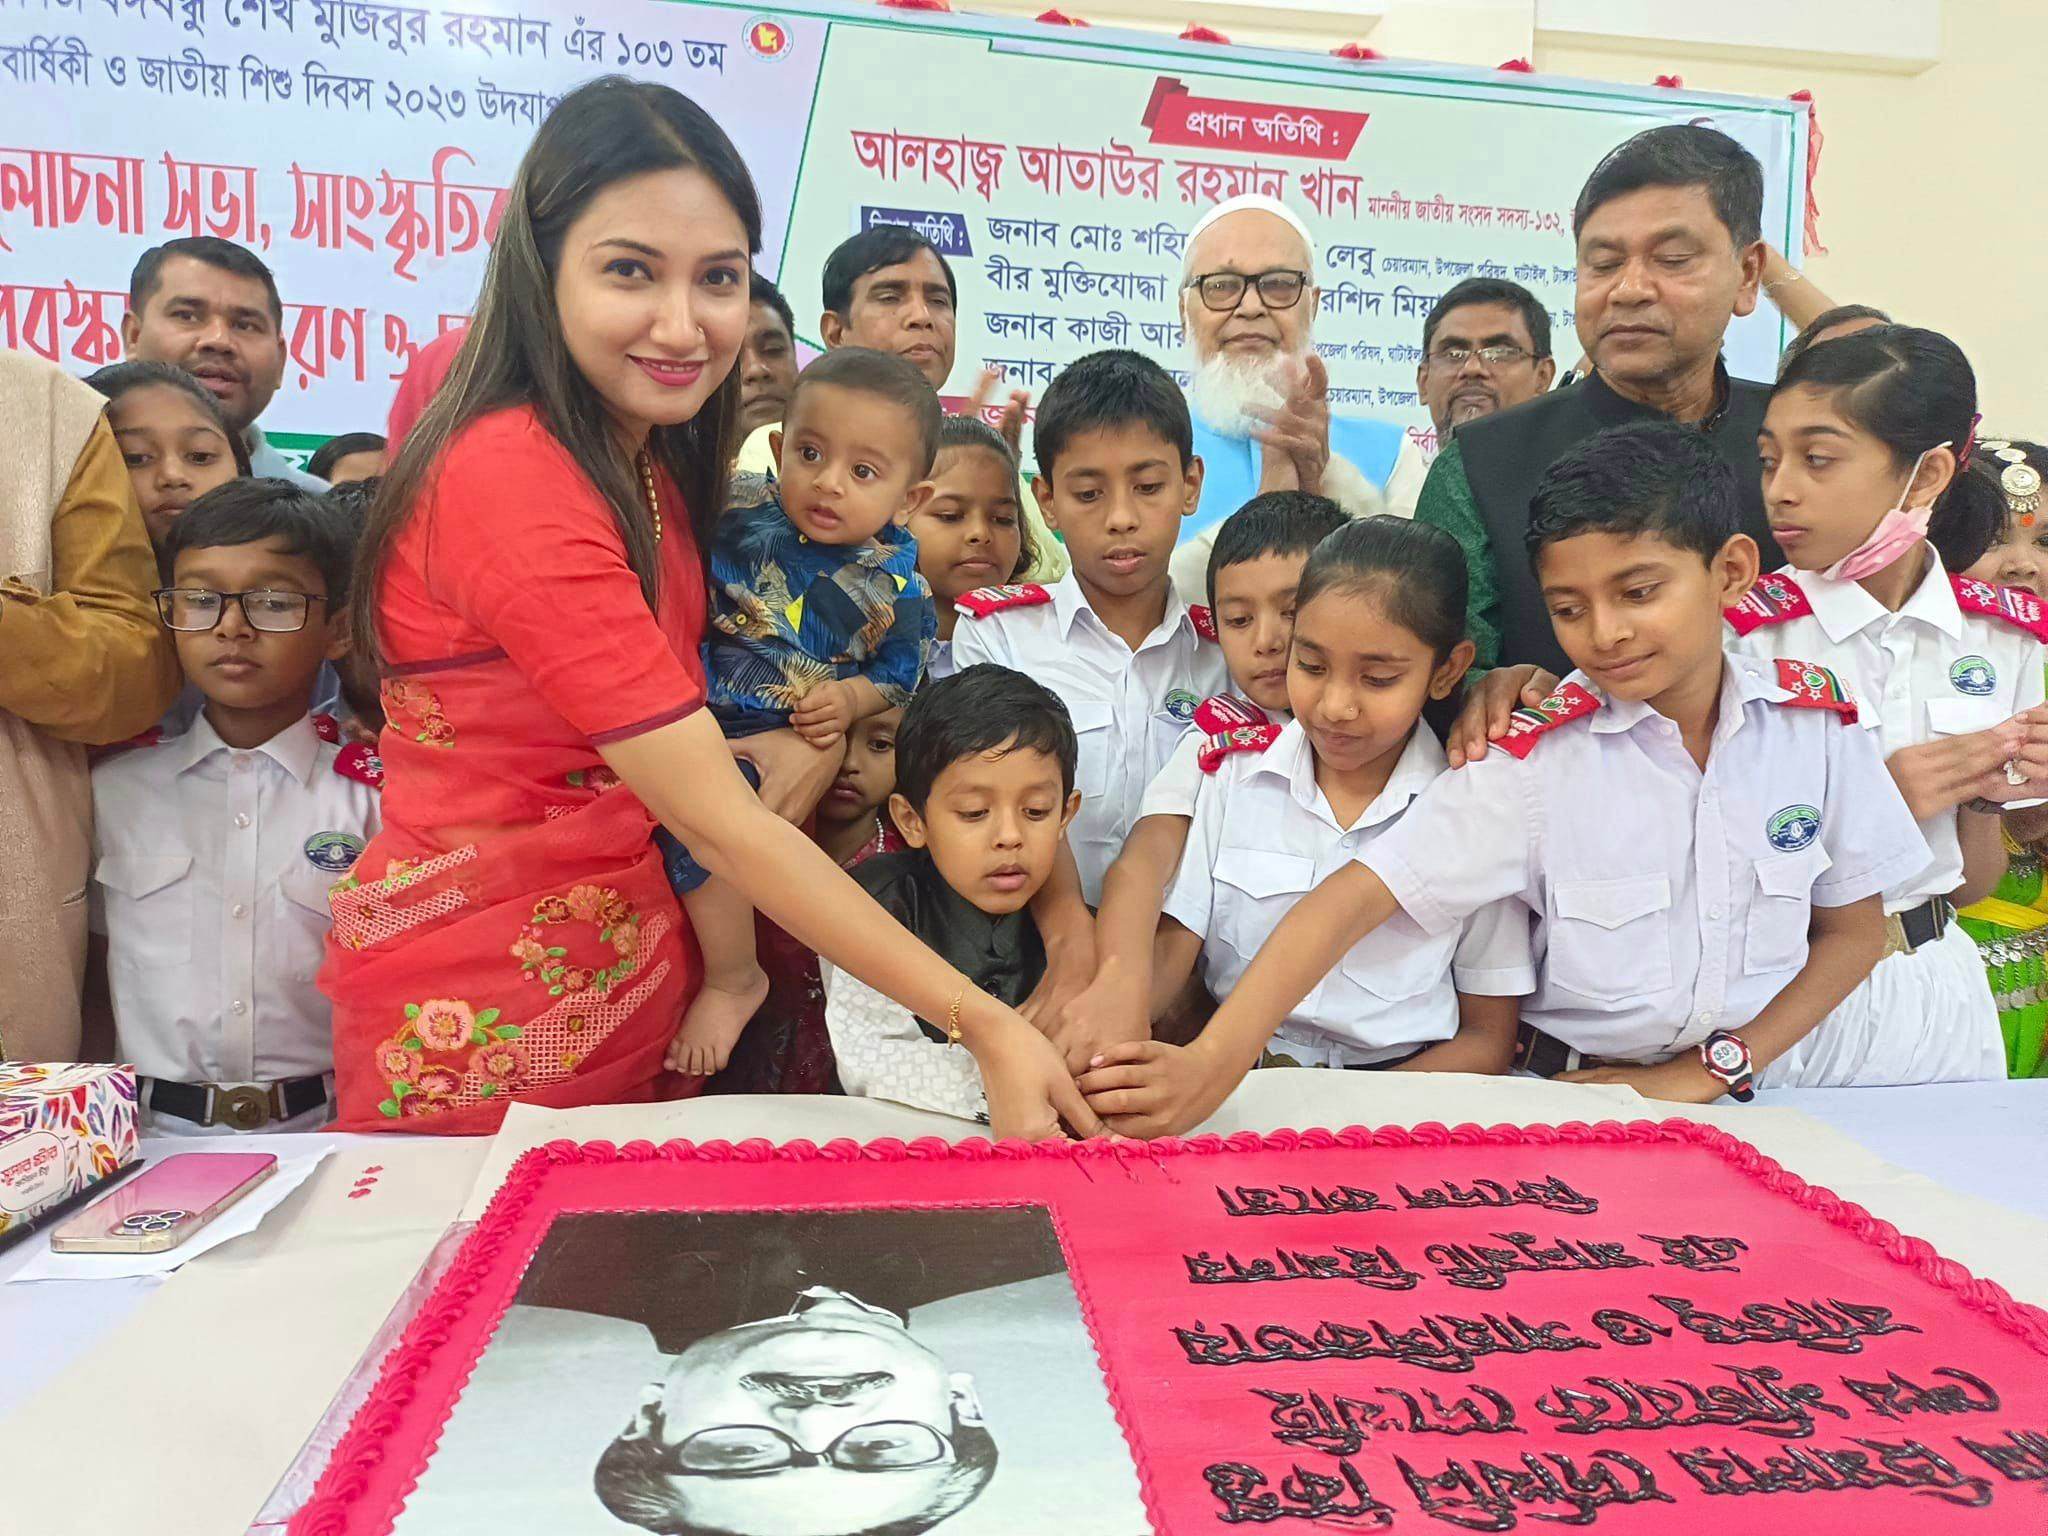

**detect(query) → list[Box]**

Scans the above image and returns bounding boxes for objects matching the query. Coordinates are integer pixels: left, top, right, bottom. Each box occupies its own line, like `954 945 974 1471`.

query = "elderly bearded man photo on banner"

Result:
1168 193 1407 602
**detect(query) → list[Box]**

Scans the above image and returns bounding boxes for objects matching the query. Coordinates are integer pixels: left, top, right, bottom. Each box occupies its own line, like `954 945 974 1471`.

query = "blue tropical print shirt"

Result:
703 475 934 725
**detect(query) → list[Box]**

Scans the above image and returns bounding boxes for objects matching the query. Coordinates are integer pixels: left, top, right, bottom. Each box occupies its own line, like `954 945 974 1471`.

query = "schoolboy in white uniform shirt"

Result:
1075 425 1929 1137
1163 718 1534 1066
91 482 376 1133
952 350 1228 904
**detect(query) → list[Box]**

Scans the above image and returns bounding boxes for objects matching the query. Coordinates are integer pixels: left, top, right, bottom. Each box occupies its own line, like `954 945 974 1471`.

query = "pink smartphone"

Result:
48 1152 277 1254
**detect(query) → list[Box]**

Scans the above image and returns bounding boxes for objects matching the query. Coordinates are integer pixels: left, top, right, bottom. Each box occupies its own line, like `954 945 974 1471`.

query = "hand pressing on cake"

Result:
665 964 769 1078
1077 1034 1243 1138
1560 1055 1728 1104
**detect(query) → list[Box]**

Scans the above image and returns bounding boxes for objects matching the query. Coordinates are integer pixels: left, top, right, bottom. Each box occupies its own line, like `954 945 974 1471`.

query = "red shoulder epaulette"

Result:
312 712 340 744
1495 682 1600 761
1951 574 2048 643
334 741 385 790
1192 693 1266 735
1724 571 1813 635
1191 694 1279 772
1189 603 1217 642
1771 659 1859 723
88 725 165 765
1198 722 1283 773
954 583 1051 620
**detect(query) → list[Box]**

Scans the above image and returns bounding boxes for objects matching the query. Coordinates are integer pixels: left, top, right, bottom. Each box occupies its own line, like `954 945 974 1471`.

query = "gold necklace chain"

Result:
637 449 663 544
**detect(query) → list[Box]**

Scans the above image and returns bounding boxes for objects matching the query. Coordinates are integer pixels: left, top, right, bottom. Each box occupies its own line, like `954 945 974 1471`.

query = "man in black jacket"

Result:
1416 125 1784 674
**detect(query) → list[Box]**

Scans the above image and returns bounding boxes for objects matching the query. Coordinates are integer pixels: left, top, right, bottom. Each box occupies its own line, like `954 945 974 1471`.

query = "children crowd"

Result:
32 74 2048 1143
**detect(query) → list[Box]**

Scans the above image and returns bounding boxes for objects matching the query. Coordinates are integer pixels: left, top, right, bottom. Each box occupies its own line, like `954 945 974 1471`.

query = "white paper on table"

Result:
4 1148 334 1283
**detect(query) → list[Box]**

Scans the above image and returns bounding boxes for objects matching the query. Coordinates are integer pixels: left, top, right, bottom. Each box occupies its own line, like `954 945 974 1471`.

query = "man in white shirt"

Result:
120 236 325 490
1384 277 1558 518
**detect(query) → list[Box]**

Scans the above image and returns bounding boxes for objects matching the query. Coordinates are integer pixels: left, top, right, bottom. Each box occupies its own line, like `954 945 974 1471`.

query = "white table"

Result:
0 1078 2042 1535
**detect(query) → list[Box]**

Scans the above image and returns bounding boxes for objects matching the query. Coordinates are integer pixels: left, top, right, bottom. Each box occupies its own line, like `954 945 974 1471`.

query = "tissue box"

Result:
0 1064 139 1243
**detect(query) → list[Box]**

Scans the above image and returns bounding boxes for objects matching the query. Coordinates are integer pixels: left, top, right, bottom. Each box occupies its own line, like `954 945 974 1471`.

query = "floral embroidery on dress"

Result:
565 766 623 795
372 996 525 1119
382 679 455 748
510 884 643 998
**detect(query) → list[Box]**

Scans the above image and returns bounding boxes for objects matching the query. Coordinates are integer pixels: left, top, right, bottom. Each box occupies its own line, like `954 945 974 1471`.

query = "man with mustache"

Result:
1415 126 1784 673
1167 194 1406 603
120 237 323 490
1383 277 1557 518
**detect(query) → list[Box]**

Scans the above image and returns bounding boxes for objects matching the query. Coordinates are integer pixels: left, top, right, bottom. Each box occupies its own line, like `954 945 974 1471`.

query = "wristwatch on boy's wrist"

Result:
1698 1031 1755 1102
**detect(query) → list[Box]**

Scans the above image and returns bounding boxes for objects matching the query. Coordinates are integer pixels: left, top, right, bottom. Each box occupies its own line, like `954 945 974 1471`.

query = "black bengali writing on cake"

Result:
1214 1172 1600 1219
1178 1164 2048 1524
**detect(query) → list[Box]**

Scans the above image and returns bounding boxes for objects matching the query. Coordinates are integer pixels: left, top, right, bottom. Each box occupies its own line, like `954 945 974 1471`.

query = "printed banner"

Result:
2 0 1805 467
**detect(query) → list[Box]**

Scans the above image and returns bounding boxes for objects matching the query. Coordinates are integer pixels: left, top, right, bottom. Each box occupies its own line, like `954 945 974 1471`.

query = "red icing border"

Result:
287 1119 2048 1535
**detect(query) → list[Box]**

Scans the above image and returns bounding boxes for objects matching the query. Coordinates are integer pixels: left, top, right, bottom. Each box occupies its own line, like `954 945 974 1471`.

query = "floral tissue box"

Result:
0 1064 139 1244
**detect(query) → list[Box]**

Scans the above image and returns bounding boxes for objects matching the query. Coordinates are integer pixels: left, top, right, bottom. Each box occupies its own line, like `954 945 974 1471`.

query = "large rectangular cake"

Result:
289 1121 2048 1534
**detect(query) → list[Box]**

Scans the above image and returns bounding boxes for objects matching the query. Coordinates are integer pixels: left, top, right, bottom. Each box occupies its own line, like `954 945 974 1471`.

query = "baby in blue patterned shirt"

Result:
666 347 941 1079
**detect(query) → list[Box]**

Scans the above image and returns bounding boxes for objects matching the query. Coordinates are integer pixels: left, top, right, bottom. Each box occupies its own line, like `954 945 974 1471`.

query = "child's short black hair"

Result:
896 665 1076 810
787 347 941 475
163 477 356 604
1206 491 1349 607
1032 349 1192 481
934 415 1034 578
1525 421 1739 570
323 476 380 523
307 431 387 482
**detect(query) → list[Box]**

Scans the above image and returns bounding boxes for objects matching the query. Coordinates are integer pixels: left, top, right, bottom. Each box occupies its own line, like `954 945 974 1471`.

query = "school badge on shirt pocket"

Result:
305 831 367 874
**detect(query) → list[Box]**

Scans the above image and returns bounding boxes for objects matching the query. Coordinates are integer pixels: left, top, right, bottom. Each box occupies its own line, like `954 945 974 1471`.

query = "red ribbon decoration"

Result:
1179 23 1230 43
1653 73 1684 88
1331 43 1382 61
876 0 952 9
1790 89 1828 256
1497 57 1534 72
1034 8 1089 22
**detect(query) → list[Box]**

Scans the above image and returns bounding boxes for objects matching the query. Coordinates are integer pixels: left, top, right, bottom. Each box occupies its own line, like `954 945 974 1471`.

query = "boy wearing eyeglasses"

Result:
89 478 379 1133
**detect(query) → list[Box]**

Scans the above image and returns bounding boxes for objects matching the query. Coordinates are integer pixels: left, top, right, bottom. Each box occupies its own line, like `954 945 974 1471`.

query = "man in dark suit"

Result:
525 1208 1063 1536
1416 125 1785 675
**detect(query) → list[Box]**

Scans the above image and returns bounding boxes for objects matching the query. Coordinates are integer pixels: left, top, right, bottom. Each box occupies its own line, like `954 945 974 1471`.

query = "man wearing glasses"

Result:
1168 194 1406 602
1382 278 1558 519
1415 126 1784 676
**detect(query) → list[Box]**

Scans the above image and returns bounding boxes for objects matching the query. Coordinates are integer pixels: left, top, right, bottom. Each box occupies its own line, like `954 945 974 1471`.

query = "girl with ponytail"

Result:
1726 325 2048 1085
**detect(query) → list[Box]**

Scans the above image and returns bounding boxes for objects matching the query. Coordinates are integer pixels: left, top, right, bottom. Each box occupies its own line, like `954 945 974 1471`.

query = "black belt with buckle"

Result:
1886 896 1954 958
146 1075 330 1131
1516 1025 1600 1080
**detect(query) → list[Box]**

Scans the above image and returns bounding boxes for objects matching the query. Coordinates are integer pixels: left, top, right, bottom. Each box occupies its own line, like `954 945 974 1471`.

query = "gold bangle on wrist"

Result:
945 991 964 1047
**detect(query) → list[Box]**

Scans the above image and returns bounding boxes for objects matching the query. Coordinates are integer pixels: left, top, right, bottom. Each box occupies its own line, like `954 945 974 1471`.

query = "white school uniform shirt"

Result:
1724 557 2048 908
90 713 381 1096
951 573 1229 903
1360 660 1929 1063
1162 721 1535 1066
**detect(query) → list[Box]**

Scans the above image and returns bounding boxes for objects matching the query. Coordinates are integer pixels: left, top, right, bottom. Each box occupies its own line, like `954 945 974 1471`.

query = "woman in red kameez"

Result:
322 78 1096 1139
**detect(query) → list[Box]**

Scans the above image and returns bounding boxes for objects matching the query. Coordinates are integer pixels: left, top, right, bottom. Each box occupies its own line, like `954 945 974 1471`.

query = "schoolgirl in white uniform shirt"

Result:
1731 325 2048 1086
1151 518 1534 1071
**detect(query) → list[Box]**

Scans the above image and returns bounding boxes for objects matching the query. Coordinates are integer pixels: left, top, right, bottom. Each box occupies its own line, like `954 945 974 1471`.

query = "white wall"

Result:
943 0 2045 429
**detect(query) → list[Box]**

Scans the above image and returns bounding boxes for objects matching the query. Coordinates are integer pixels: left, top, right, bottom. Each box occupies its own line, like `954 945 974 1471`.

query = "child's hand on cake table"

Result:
1043 963 1151 1076
791 680 860 750
1559 1055 1729 1105
1078 1035 1238 1138
972 1007 1109 1141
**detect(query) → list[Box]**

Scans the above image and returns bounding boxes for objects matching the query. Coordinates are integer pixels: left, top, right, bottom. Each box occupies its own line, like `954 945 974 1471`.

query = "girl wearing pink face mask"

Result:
1726 325 2048 1087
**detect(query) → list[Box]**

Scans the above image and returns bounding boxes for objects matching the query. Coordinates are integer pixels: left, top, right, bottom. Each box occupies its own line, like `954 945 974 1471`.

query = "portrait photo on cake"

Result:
386 1205 1148 1536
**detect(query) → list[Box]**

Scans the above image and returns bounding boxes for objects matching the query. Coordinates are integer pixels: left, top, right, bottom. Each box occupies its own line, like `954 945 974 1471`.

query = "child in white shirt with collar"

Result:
909 415 1032 684
952 350 1229 905
1141 517 1535 1080
90 480 379 1133
1055 491 1349 1069
1084 423 1925 1135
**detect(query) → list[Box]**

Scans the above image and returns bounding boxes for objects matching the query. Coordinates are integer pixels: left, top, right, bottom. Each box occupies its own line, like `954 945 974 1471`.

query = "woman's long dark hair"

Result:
354 76 763 667
1772 324 2005 574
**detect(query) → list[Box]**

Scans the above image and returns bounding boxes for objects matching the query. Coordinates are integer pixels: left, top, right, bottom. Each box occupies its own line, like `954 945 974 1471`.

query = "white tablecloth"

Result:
0 1077 2041 1535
